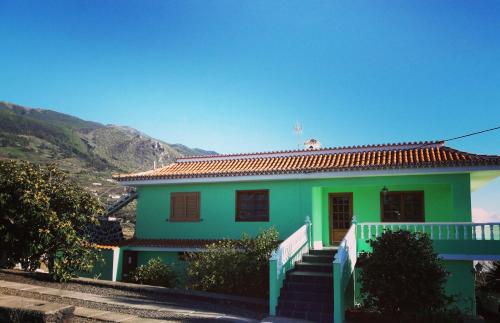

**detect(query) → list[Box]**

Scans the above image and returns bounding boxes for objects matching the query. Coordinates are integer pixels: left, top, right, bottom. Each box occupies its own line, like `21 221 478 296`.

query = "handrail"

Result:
333 222 357 323
360 221 500 225
358 222 500 241
269 216 312 315
333 224 357 266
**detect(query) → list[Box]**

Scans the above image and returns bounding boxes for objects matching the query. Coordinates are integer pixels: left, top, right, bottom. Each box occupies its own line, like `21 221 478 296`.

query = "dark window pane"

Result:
383 193 402 221
382 191 424 222
236 190 269 221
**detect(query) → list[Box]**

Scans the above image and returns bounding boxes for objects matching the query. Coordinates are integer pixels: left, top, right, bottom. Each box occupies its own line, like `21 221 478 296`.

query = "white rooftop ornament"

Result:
304 138 321 150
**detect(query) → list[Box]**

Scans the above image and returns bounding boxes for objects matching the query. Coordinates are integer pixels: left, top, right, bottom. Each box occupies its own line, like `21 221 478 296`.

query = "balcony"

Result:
357 221 500 260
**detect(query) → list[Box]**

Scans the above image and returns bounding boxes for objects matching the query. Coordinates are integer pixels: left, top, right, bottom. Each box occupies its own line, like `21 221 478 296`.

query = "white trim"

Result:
118 165 500 186
121 246 208 252
439 254 500 261
313 241 323 250
111 247 120 282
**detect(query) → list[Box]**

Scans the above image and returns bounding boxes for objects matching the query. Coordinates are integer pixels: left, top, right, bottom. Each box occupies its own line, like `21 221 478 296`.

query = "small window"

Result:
236 190 269 222
170 192 200 221
381 191 424 222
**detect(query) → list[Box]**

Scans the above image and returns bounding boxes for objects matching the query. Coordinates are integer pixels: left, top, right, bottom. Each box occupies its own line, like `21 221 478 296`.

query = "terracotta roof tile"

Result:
113 141 500 182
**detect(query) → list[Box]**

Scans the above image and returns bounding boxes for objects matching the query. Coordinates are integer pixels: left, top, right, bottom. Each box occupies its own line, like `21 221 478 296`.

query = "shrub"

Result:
187 227 279 298
484 261 500 291
128 257 177 288
357 230 456 321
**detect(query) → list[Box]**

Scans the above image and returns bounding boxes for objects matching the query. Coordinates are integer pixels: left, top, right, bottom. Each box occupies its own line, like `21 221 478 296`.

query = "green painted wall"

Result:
443 260 476 314
137 250 178 266
135 173 472 246
79 249 114 280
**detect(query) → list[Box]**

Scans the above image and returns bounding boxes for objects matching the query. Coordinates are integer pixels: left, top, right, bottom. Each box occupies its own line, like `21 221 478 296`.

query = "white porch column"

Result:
311 186 323 250
111 247 120 282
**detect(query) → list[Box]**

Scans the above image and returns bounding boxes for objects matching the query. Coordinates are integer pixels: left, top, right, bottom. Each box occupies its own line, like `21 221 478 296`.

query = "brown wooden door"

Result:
329 193 353 244
122 250 138 278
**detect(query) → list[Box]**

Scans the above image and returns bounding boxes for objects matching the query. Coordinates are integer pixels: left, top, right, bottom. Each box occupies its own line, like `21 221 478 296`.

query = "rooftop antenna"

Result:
293 121 303 150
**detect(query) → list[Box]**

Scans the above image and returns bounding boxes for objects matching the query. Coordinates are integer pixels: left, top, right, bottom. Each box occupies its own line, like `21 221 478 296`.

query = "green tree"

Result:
358 230 455 321
0 160 104 281
187 227 279 298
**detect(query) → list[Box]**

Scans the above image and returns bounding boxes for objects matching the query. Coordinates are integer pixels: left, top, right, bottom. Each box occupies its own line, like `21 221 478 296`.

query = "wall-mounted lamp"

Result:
381 186 389 204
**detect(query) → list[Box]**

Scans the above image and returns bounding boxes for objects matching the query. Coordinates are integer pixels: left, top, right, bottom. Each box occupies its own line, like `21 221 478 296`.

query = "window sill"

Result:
235 219 269 222
166 218 203 222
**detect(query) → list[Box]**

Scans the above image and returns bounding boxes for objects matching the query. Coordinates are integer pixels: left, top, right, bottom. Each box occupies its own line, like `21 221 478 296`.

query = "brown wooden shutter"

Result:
185 192 200 219
170 192 200 221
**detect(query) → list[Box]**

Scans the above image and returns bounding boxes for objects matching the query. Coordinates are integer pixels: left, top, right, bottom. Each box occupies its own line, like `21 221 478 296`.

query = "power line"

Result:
419 125 500 148
441 125 500 143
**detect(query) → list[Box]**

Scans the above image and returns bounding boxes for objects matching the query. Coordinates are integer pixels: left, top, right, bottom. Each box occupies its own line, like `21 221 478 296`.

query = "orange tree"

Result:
0 160 103 281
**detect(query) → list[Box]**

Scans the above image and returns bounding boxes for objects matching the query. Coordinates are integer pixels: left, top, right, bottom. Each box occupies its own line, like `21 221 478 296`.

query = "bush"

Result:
484 261 500 291
128 257 177 288
357 230 456 321
187 227 279 298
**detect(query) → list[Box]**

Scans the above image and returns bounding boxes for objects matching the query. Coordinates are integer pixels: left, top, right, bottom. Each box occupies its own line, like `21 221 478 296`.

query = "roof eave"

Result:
115 165 500 186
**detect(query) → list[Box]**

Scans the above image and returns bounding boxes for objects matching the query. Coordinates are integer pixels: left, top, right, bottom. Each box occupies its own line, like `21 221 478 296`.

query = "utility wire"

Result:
441 125 500 143
418 125 500 148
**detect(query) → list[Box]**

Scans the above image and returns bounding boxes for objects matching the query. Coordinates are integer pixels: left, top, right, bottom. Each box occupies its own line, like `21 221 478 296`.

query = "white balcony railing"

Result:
269 216 312 315
358 222 500 241
333 222 357 323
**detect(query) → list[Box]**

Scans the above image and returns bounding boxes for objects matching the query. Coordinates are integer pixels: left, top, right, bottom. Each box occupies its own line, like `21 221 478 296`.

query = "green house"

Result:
102 141 500 322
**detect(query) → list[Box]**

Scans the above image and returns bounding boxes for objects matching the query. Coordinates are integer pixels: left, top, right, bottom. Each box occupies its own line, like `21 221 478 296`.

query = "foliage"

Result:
0 160 104 281
358 230 456 321
187 227 279 298
0 109 88 156
128 257 177 288
480 261 500 291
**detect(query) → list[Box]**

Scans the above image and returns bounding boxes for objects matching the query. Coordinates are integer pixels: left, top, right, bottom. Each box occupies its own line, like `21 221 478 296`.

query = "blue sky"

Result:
0 1 499 215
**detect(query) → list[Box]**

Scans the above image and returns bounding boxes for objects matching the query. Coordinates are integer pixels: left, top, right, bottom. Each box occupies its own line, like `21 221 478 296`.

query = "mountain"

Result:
0 101 216 234
0 101 215 173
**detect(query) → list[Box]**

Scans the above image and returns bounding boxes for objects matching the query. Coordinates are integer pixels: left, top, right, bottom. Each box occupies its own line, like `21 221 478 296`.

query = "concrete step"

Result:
301 254 332 264
0 295 75 322
278 299 334 314
277 308 333 323
286 271 333 284
294 262 331 273
282 281 332 293
308 249 337 257
279 289 333 302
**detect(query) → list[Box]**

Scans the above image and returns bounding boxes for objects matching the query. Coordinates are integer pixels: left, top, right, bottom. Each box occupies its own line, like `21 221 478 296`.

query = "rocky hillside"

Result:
0 101 215 173
0 101 216 234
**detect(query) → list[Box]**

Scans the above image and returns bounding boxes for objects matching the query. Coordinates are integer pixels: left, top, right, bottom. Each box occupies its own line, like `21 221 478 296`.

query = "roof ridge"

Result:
176 141 445 162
